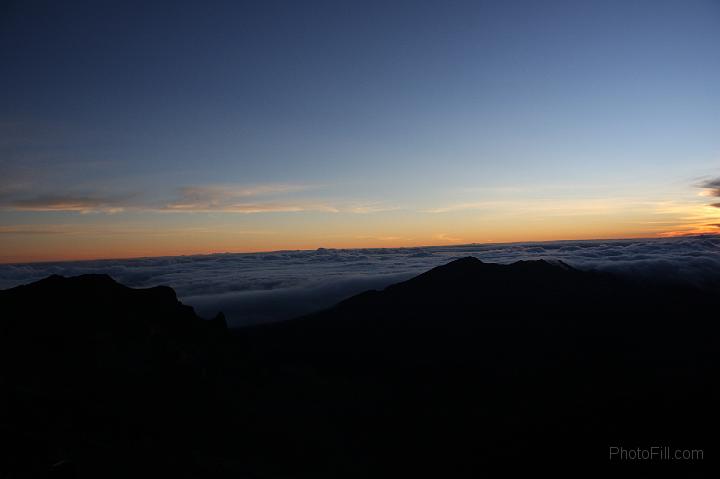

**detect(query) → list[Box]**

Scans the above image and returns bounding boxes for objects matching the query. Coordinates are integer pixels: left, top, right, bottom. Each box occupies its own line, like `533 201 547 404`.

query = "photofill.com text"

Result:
609 446 703 461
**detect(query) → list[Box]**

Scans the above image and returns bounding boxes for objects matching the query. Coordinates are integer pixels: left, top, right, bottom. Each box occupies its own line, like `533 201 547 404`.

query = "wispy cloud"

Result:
163 201 339 214
8 195 127 214
0 225 69 235
423 198 643 216
656 177 720 236
160 184 338 213
171 184 311 203
0 183 395 215
355 235 408 242
424 202 498 214
699 178 720 194
698 177 720 208
434 233 463 243
344 202 400 214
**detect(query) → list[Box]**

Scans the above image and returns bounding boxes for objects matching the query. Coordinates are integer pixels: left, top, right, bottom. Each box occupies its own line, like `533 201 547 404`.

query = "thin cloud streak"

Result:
8 195 127 214
699 178 720 195
0 183 390 215
0 226 68 235
423 198 648 215
161 183 332 213
162 202 339 214
424 202 498 214
435 233 463 243
698 177 720 208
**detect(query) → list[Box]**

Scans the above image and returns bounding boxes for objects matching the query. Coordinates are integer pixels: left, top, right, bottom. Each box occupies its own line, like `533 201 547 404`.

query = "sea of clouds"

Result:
1 235 719 326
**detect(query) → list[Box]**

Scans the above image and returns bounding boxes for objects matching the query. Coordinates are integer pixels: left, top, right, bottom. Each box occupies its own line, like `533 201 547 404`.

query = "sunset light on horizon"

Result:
2 0 719 263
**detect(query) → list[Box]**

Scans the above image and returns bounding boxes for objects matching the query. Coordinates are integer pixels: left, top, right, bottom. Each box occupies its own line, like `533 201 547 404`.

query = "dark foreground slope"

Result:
0 275 231 477
1 260 719 477
240 258 720 475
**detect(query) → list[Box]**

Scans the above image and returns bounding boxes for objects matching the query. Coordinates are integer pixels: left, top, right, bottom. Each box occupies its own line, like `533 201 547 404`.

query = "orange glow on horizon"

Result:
0 230 697 265
3 194 719 264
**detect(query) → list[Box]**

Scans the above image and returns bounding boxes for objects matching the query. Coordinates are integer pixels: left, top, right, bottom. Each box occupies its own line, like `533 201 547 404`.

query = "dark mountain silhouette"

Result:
240 257 720 475
0 275 231 478
1 259 718 477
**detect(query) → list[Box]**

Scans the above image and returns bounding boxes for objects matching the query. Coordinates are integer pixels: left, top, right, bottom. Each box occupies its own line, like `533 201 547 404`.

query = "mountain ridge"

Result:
1 259 718 477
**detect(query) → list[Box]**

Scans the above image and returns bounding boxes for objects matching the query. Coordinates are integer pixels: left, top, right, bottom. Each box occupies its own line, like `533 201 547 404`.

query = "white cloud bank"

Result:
1 235 719 326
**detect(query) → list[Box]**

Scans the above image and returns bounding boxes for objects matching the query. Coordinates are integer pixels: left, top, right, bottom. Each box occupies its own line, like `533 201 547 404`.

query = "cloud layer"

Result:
1 235 719 326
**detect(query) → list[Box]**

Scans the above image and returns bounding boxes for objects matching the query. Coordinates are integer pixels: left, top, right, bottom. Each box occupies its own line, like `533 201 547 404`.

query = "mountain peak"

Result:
33 273 120 289
447 256 484 265
408 256 573 287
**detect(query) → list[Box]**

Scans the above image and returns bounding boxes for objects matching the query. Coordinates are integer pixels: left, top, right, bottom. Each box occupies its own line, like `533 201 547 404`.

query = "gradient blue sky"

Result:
1 0 719 262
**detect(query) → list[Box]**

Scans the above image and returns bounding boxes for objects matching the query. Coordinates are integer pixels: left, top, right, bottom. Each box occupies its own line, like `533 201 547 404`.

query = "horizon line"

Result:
1 232 715 266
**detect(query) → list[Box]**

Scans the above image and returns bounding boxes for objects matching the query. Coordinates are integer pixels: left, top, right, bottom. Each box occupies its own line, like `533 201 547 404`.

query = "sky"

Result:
1 0 719 263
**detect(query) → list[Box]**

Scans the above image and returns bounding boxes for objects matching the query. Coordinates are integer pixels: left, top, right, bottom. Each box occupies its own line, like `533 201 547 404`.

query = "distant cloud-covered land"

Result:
2 235 718 326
